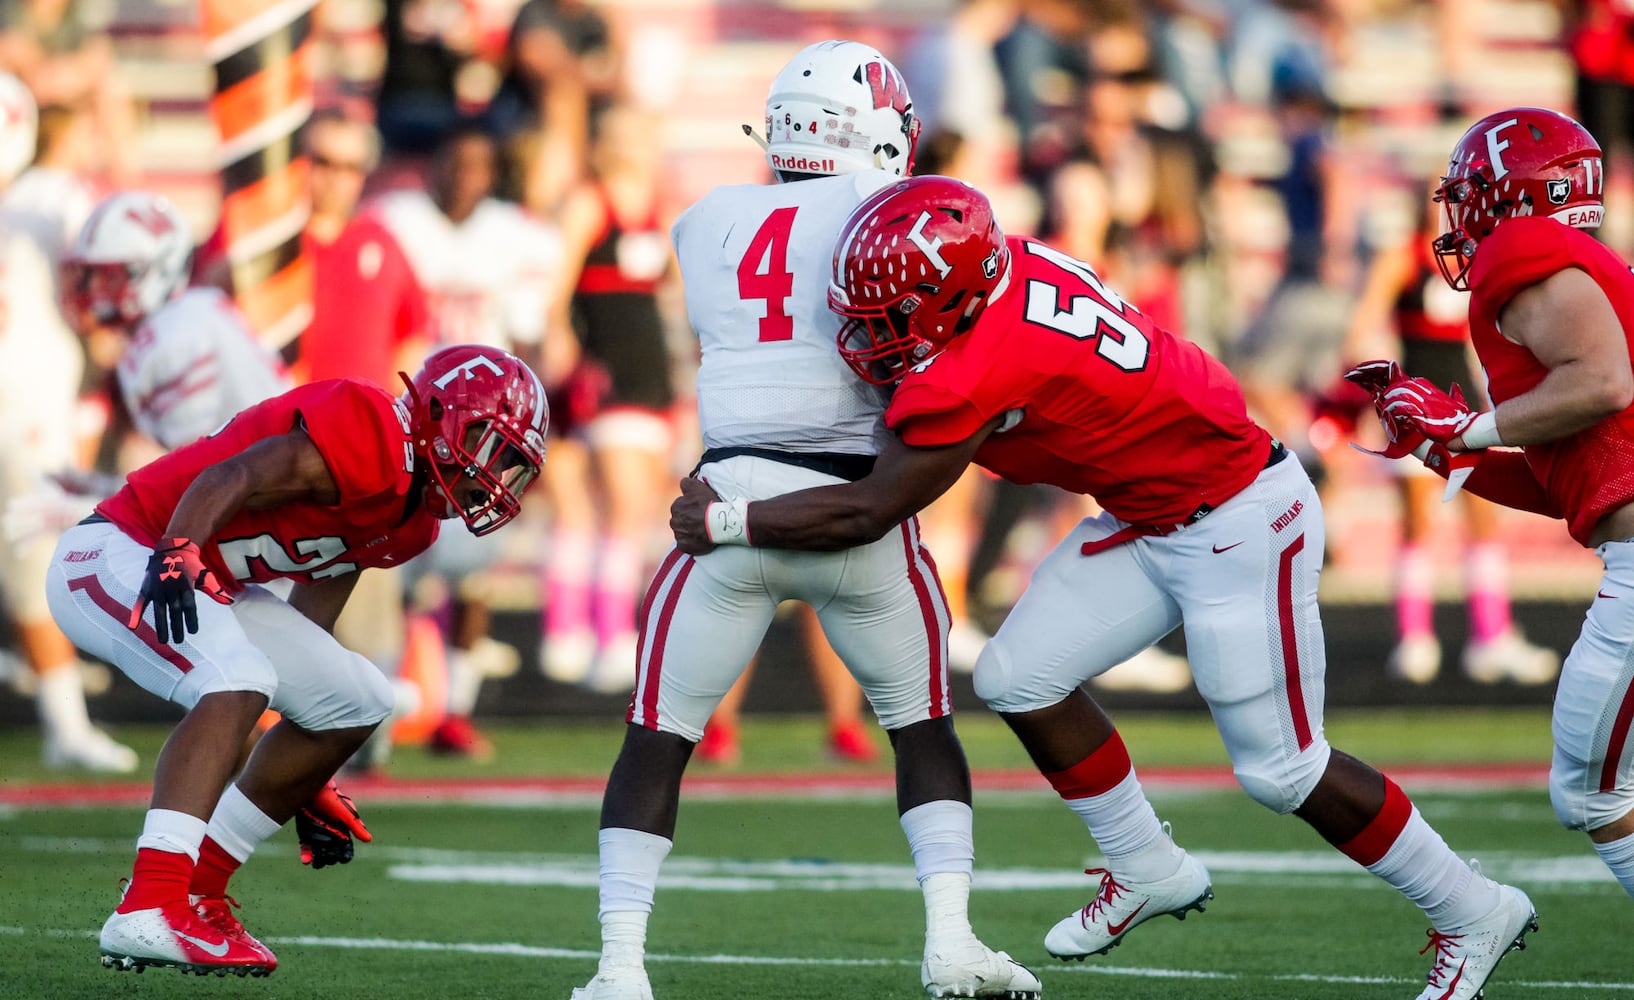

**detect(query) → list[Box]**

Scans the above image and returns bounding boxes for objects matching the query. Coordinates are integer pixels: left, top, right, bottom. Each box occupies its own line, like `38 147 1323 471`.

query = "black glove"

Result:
127 536 233 644
297 779 372 869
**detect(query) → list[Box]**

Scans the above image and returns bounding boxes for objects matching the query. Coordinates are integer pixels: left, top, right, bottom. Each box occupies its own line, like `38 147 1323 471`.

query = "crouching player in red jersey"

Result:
45 345 547 976
673 177 1536 1000
1350 107 1634 903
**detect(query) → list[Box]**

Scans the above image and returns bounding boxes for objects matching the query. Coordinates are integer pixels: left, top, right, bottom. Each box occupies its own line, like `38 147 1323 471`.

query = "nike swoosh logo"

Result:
1434 960 1465 999
1211 542 1244 554
175 932 231 958
1104 900 1148 937
1600 590 1617 599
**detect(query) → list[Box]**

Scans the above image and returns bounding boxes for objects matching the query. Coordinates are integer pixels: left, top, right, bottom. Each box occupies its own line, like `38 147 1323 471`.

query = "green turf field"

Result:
2 709 1628 999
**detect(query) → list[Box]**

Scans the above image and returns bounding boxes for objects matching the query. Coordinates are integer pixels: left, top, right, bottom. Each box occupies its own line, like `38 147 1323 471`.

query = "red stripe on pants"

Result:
1276 534 1313 750
1600 673 1634 793
69 574 197 674
635 551 694 728
899 519 948 718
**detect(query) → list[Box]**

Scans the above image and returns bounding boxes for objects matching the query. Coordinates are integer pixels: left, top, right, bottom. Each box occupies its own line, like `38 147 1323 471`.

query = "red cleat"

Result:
428 715 494 760
100 901 275 976
193 896 278 970
696 721 739 766
827 720 879 763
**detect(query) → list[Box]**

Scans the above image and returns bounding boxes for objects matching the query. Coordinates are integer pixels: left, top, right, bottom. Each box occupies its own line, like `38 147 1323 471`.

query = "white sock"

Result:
1366 808 1499 927
1593 832 1634 899
445 648 483 715
1065 772 1184 881
599 911 649 969
137 809 209 862
205 784 284 863
35 662 91 742
598 827 672 920
900 800 974 881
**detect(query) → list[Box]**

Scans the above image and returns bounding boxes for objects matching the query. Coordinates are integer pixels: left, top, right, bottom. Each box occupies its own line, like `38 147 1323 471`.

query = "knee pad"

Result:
972 639 1018 711
1236 740 1331 815
1550 758 1634 833
288 653 395 732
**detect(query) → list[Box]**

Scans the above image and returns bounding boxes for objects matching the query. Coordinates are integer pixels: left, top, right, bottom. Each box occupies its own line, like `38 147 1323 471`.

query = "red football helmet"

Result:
830 176 1010 384
401 345 549 535
1433 107 1603 290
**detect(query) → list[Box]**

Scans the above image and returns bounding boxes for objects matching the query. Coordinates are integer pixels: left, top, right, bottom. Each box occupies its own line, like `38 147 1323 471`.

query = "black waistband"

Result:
1264 438 1288 470
79 513 110 526
694 446 878 482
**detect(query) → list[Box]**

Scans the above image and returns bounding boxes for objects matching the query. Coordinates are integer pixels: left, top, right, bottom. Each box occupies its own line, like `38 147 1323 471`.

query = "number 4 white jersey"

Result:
672 171 897 455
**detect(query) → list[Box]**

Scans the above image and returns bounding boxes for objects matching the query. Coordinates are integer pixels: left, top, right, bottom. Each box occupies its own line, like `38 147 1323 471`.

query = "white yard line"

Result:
8 925 1633 992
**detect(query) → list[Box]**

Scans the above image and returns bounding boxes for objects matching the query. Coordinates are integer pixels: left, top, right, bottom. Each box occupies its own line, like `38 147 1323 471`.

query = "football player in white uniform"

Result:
571 41 1040 1000
0 73 137 772
375 125 564 757
62 192 291 452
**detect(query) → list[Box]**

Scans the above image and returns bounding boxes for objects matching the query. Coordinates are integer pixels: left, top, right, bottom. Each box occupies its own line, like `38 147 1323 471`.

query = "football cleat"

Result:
570 961 654 1000
827 719 880 763
43 727 138 773
1044 853 1212 960
922 938 1042 998
100 902 274 976
428 714 494 760
192 896 278 970
1462 630 1559 685
1389 635 1443 685
1415 881 1537 1000
540 628 596 684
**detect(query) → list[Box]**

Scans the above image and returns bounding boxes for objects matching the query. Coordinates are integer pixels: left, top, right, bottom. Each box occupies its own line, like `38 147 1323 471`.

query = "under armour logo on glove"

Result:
1380 377 1479 444
127 536 234 644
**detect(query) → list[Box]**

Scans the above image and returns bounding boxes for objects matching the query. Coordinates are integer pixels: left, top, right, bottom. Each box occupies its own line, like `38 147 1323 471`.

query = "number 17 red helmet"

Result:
1433 107 1603 290
400 345 548 536
829 176 1011 384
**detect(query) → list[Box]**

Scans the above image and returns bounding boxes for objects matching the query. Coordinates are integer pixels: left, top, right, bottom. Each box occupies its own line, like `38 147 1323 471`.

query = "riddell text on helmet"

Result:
771 153 837 173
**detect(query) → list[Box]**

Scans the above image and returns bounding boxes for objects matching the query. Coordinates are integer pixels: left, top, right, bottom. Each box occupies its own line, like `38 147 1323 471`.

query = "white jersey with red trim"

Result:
117 287 291 451
0 165 98 268
0 228 80 469
672 171 897 455
373 191 562 351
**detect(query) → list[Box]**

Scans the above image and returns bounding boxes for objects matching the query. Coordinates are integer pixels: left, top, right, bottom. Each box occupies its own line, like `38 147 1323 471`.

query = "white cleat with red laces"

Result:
1043 853 1212 960
1414 881 1537 1000
99 901 275 976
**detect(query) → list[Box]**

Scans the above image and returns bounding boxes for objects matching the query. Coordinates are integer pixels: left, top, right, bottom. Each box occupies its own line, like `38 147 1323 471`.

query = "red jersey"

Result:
886 237 1273 526
1467 216 1634 546
299 216 427 388
97 378 438 590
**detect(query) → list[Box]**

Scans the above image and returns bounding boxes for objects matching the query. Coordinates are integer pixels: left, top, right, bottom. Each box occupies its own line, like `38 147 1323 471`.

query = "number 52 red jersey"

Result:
887 237 1273 527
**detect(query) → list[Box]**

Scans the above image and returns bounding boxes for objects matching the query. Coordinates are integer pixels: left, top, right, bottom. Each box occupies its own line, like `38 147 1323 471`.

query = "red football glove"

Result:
1342 359 1425 459
297 778 372 869
1380 377 1480 444
128 536 233 645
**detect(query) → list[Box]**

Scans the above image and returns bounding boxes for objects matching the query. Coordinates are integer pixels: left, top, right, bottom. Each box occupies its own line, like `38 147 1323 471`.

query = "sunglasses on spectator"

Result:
310 152 368 173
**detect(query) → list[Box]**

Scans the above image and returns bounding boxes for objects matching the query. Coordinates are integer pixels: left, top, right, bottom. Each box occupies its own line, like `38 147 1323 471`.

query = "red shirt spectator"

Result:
299 214 427 388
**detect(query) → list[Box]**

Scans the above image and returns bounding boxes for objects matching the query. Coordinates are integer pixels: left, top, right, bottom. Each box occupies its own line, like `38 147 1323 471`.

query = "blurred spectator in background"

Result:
376 124 563 757
1344 187 1561 685
375 0 476 161
4 96 96 267
536 106 674 693
0 0 135 183
0 72 132 771
904 0 1019 192
298 110 429 389
1563 0 1634 248
1229 63 1355 488
995 0 1094 206
488 0 621 214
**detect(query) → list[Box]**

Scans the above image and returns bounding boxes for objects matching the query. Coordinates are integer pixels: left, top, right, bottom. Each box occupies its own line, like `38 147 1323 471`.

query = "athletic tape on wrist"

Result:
705 498 751 546
1460 411 1504 450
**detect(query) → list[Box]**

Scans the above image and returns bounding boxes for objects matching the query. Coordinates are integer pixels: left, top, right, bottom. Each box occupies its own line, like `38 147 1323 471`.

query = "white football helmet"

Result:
0 72 36 188
62 191 192 328
764 40 920 179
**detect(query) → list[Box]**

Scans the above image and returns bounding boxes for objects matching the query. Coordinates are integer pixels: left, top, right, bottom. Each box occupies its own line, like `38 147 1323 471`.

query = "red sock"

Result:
116 847 194 913
1042 732 1133 800
1336 776 1414 867
190 836 242 899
